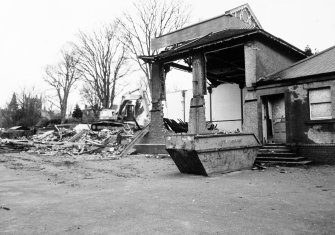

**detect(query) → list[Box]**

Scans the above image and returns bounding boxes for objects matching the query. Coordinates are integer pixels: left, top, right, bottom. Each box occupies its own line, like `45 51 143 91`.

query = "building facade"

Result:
256 46 335 164
137 4 335 165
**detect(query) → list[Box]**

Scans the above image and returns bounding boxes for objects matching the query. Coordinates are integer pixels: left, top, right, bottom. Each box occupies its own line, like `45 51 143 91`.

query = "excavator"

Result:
90 89 151 131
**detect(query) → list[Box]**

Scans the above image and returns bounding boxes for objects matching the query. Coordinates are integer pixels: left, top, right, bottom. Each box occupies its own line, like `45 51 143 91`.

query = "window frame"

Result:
309 87 332 120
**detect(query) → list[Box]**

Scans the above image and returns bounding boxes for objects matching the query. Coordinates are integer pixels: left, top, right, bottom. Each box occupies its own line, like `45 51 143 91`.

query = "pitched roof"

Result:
260 45 335 83
149 28 306 61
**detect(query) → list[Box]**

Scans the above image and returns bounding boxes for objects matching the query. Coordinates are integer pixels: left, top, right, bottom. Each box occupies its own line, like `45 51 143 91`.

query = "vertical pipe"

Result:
181 90 186 122
208 86 213 122
239 84 244 127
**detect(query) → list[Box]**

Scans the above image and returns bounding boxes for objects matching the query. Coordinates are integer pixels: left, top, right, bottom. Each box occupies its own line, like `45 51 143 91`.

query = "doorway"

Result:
262 94 286 143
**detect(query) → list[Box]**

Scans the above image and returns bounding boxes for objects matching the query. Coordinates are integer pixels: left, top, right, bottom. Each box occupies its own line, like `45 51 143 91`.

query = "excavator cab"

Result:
90 89 150 131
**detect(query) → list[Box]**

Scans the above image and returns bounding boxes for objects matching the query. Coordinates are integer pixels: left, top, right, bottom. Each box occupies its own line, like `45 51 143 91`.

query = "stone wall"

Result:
139 109 168 145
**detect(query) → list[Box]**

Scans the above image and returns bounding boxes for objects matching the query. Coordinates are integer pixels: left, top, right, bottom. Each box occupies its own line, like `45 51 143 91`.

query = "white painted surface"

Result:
164 78 242 132
205 84 242 131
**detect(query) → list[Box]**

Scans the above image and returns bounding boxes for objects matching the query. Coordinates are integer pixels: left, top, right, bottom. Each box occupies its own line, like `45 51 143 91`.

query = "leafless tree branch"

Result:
44 46 81 123
117 0 191 96
75 22 130 109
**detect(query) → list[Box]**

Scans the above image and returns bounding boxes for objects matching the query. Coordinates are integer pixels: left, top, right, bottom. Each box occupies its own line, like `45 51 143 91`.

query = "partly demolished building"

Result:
135 4 335 166
256 46 335 164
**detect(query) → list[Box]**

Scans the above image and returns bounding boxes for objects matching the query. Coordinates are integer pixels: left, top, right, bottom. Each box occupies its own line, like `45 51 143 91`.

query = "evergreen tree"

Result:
304 45 313 56
72 104 83 119
2 93 19 127
8 93 18 112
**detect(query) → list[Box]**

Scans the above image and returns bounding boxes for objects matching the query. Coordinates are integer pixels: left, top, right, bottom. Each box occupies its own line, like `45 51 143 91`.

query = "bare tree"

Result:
117 0 191 93
44 48 81 123
76 22 130 110
16 87 43 127
80 84 101 118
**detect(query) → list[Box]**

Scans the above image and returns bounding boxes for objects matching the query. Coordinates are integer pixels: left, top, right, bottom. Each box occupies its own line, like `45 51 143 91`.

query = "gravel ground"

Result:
0 152 334 234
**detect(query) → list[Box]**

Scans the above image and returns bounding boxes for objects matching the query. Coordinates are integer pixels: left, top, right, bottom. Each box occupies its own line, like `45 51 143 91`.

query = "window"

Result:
309 87 332 120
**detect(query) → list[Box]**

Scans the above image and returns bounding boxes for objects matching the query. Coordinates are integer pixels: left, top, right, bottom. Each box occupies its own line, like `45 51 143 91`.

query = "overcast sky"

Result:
1 0 334 109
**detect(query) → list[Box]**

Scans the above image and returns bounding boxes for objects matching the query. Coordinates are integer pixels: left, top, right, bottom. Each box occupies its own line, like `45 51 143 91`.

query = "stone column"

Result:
188 53 208 134
243 42 259 138
148 62 167 143
151 62 164 109
138 62 167 152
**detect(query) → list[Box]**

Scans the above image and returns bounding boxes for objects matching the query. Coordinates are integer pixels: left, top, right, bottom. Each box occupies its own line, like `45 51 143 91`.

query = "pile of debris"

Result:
163 118 241 134
0 124 142 158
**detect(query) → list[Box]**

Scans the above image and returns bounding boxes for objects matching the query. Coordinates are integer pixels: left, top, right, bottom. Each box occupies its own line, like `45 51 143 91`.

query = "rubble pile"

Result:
163 118 241 134
0 124 138 158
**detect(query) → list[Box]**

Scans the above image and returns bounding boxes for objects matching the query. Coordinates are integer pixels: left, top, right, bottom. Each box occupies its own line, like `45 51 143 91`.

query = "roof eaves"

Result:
257 71 335 87
138 55 156 63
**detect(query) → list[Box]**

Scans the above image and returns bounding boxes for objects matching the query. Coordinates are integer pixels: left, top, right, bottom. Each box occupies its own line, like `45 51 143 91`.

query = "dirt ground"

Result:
0 152 334 235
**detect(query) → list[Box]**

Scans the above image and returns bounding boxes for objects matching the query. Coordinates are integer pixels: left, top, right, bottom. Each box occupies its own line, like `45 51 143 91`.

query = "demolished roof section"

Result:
141 29 306 63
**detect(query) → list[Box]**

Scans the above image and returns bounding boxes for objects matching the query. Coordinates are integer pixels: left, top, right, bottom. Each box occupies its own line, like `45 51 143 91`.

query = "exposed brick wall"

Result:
139 109 169 145
140 62 169 146
298 144 335 165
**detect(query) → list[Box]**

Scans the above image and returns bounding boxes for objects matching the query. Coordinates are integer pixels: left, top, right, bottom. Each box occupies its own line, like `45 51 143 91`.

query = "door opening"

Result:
262 94 286 144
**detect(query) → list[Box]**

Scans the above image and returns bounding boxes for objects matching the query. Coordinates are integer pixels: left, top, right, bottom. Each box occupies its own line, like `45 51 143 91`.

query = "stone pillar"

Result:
188 53 208 134
136 62 168 154
151 62 164 109
243 42 259 138
244 42 257 88
148 62 167 143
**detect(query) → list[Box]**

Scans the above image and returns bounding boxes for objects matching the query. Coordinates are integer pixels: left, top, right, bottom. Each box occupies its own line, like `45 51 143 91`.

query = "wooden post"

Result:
188 53 208 134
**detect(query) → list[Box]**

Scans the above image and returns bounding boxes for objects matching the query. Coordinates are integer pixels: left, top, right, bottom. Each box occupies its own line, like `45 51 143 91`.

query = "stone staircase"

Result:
255 143 312 166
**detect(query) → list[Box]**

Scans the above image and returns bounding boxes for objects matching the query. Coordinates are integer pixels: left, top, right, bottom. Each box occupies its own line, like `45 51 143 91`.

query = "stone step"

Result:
261 145 289 149
254 160 312 166
256 156 306 162
264 142 286 146
257 152 297 158
258 148 291 153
